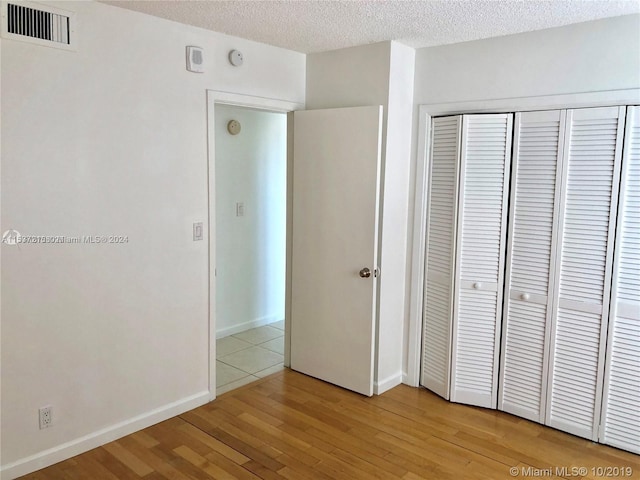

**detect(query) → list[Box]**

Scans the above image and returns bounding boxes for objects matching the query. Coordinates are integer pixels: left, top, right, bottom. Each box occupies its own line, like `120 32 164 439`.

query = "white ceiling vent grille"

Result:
1 1 76 50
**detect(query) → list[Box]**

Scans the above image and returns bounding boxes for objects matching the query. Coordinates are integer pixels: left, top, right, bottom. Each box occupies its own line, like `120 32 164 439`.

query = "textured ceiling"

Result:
100 0 640 53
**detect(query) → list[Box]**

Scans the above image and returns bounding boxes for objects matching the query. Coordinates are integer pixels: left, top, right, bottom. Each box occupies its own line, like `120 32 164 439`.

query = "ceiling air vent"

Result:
1 1 76 50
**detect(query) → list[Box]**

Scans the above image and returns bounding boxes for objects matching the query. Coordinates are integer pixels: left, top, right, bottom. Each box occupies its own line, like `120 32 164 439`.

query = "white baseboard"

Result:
216 314 283 339
374 372 403 395
402 371 420 387
0 390 210 480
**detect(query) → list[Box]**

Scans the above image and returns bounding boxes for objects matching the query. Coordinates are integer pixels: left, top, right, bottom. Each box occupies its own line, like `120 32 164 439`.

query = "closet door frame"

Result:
406 88 640 388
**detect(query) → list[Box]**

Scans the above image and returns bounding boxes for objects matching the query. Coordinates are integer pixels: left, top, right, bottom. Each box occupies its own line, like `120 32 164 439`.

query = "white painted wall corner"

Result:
374 372 403 395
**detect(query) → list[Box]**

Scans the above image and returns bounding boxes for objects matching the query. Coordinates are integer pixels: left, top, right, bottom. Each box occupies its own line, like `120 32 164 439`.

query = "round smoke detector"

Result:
228 50 244 67
227 119 241 135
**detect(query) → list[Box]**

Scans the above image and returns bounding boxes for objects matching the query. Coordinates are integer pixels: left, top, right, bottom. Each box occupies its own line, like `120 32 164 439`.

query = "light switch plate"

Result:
193 222 203 241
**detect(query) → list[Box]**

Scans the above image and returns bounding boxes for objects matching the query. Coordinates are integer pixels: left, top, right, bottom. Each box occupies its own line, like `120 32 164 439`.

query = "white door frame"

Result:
206 90 304 400
406 88 640 388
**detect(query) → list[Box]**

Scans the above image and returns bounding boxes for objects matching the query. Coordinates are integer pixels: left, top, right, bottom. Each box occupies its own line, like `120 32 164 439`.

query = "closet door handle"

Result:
473 282 482 290
521 293 530 301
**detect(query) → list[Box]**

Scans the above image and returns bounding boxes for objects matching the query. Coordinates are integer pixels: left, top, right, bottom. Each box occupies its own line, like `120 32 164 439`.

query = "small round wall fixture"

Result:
227 119 241 135
228 50 244 66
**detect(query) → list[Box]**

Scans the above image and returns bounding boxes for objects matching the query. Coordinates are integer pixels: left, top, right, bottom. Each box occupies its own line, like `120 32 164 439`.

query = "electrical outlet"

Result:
39 405 52 429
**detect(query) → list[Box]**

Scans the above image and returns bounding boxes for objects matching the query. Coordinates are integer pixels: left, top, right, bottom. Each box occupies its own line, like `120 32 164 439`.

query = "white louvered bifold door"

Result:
450 114 513 408
420 115 462 399
599 106 640 454
499 110 565 422
546 106 626 440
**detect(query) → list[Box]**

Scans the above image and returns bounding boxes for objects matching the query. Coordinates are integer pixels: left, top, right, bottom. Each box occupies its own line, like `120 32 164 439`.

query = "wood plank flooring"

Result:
20 369 640 479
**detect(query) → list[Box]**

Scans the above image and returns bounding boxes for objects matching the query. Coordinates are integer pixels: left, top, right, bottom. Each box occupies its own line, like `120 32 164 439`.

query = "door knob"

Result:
359 267 371 278
473 282 482 289
521 293 530 301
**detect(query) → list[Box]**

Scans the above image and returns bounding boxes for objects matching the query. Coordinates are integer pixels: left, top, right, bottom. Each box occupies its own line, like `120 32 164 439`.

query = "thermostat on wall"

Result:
186 46 204 73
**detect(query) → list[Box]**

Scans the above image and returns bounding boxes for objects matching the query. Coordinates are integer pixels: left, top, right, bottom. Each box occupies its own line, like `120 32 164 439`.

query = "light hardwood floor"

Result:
20 369 640 479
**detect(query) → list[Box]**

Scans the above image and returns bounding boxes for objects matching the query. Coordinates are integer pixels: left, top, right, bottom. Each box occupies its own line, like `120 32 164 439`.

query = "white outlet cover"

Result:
39 405 52 429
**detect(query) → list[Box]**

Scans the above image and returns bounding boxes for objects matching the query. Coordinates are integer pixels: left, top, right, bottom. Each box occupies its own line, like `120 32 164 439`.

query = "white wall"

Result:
405 14 640 381
378 42 415 392
0 1 304 477
306 42 391 109
414 14 640 104
215 105 286 337
306 41 415 394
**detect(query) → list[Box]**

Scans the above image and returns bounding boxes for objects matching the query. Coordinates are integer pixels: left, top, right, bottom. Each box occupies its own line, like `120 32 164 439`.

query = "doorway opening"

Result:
214 104 287 394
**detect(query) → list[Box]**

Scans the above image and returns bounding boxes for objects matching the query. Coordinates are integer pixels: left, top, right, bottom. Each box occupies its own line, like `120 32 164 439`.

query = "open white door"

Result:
291 106 383 397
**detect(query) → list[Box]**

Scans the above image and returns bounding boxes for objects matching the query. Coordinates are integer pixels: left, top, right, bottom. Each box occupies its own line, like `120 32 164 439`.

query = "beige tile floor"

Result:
216 321 284 394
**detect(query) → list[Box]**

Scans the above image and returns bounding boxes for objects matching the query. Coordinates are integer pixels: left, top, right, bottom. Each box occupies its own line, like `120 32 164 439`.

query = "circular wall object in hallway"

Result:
227 119 241 135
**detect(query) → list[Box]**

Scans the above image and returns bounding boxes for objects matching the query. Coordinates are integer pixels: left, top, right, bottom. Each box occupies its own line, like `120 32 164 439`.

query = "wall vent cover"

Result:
1 1 76 50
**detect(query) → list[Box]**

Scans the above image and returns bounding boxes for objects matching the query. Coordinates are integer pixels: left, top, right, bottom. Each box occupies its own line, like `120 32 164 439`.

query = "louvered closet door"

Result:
420 115 462 399
450 114 513 408
499 110 565 422
546 106 625 440
599 106 640 454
